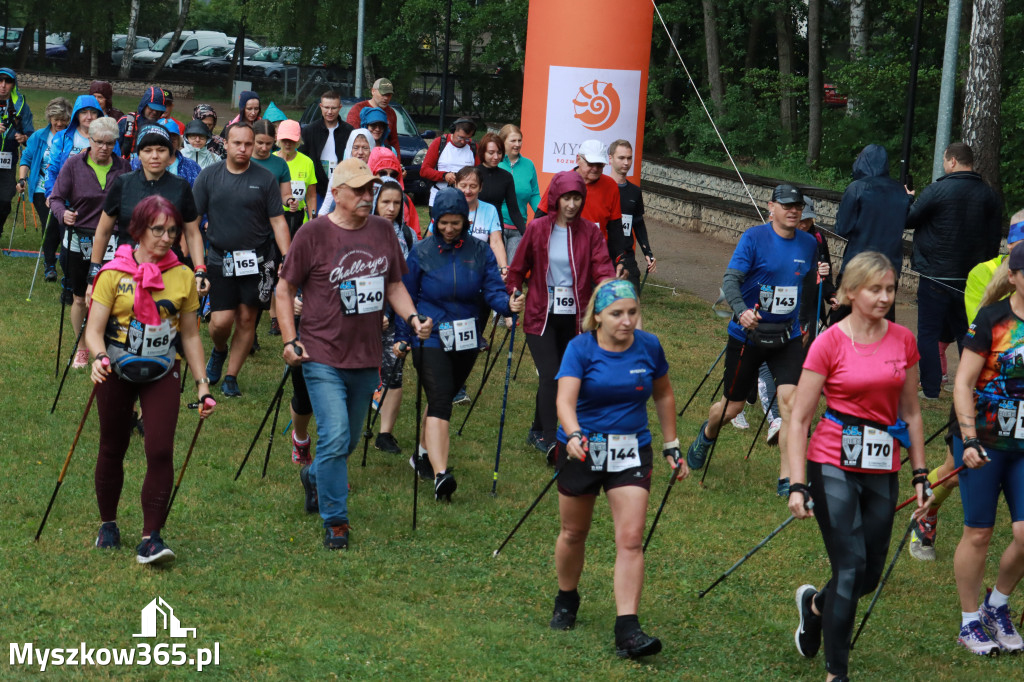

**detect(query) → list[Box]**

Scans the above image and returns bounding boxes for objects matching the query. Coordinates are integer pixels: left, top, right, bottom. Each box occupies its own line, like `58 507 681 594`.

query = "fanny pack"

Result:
745 321 792 349
824 408 911 448
105 343 174 383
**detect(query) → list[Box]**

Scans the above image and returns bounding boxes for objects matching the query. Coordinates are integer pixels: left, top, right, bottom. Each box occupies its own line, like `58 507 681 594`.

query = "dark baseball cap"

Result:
141 86 167 113
1010 243 1024 271
771 184 804 205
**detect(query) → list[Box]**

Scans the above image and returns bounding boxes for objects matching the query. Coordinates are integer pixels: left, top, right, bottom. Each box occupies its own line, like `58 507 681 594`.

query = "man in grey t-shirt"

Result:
193 122 290 397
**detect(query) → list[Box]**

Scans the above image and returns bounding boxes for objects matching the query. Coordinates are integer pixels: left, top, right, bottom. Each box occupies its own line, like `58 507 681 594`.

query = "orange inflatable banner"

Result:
519 0 654 194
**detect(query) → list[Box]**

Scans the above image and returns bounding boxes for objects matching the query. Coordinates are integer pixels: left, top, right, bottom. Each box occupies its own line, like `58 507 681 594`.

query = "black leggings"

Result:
808 461 898 677
525 314 577 443
414 346 479 421
33 193 61 268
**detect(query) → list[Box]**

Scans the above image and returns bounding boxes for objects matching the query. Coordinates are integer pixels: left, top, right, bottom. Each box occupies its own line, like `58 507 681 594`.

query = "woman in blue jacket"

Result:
395 187 523 501
17 97 71 280
43 95 108 197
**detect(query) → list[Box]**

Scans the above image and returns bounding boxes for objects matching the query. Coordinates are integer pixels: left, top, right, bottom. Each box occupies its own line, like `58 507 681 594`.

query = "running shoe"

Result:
546 442 557 467
452 387 470 405
615 629 662 659
777 477 790 498
221 375 241 398
206 348 227 385
324 523 350 550
299 464 319 514
434 470 457 501
136 532 175 565
686 421 714 470
375 432 401 454
731 411 750 429
794 584 822 658
980 593 1024 652
958 620 1000 656
409 452 434 481
527 429 549 454
95 521 121 549
60 285 74 305
268 317 281 336
909 511 937 561
72 348 90 369
766 417 782 445
44 265 57 282
291 434 312 466
550 597 579 631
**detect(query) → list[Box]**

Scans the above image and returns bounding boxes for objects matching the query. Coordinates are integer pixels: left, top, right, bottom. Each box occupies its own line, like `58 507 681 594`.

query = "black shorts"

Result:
556 441 653 497
207 254 278 312
65 249 90 297
721 334 804 402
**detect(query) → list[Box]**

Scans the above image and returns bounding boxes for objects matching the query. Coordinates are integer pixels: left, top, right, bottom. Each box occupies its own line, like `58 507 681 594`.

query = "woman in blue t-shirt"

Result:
550 279 687 659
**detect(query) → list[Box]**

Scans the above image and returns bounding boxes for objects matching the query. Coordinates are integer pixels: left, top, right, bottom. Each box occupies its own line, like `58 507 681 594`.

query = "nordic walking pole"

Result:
456 324 511 436
478 314 500 381
26 208 53 302
180 359 189 394
261 379 288 479
699 392 732 488
51 319 88 414
644 455 686 552
902 416 956 465
813 276 824 341
512 338 528 381
55 284 67 377
361 341 408 467
493 469 560 557
678 344 727 417
638 268 650 297
36 375 104 541
412 315 426 531
893 465 965 512
850 517 916 649
234 365 292 480
698 503 812 598
744 393 777 460
491 297 520 496
6 191 22 251
165 398 215 522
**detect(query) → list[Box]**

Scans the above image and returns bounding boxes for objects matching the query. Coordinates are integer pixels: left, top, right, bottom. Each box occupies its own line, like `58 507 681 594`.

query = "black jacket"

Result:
907 170 1001 279
835 144 911 272
300 118 355 198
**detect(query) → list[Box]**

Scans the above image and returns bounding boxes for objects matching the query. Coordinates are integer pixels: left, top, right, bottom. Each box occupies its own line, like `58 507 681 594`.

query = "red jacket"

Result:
346 101 399 155
505 171 615 336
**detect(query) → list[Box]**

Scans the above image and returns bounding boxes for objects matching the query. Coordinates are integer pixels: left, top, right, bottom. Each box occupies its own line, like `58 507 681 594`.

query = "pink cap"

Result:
277 119 301 142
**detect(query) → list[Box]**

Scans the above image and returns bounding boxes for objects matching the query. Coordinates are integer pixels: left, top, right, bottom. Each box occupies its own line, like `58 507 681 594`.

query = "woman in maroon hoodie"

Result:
89 81 125 121
506 170 615 461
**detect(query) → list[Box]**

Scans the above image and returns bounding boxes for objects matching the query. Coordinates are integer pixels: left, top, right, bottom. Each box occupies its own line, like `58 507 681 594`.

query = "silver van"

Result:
132 31 230 65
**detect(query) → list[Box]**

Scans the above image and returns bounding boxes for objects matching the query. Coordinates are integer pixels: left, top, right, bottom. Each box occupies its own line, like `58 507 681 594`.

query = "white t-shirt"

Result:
319 122 339 181
429 138 476 205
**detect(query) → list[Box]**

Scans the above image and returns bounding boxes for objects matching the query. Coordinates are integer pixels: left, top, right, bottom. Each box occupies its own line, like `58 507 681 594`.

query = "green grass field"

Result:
1 218 1020 680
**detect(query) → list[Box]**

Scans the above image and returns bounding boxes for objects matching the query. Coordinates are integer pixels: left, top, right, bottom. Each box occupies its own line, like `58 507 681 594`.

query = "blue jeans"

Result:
916 278 966 398
302 362 379 528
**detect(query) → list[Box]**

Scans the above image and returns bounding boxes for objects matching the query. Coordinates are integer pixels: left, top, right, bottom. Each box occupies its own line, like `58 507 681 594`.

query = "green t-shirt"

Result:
87 156 113 190
277 150 317 215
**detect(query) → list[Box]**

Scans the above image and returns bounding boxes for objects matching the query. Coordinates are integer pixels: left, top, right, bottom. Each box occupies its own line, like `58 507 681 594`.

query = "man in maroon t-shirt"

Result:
277 158 431 551
346 78 400 156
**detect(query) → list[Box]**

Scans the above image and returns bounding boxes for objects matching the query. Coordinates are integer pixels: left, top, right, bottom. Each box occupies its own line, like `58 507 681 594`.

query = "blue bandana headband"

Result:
595 280 637 313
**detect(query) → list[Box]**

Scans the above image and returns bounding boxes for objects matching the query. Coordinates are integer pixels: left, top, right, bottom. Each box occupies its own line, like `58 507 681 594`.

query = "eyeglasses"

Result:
777 203 805 211
377 170 399 178
148 224 180 239
453 133 473 143
92 140 116 148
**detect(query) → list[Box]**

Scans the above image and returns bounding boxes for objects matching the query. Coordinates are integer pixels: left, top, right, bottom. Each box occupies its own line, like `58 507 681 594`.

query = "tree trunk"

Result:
850 0 868 58
226 30 244 86
806 0 823 165
147 0 193 80
651 22 681 155
962 0 1005 190
744 10 762 73
775 5 796 143
119 0 141 80
702 0 724 112
15 22 35 71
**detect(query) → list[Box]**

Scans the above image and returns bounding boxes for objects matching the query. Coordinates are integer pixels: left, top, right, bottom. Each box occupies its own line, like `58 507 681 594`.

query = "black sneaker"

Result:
206 348 227 385
324 523 350 550
615 629 662 659
44 265 57 282
375 432 401 454
409 452 434 480
136 532 175 565
434 470 457 501
59 285 74 305
95 521 121 549
795 584 822 658
221 375 242 398
550 600 578 630
527 429 548 454
268 317 281 336
546 442 557 467
300 464 319 514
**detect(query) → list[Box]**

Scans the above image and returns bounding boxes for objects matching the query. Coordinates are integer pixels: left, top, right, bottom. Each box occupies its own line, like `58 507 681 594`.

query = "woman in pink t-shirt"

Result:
784 251 930 681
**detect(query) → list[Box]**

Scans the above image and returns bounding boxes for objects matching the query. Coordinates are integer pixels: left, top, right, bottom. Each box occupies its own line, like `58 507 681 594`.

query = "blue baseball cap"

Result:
141 86 167 113
1008 220 1024 246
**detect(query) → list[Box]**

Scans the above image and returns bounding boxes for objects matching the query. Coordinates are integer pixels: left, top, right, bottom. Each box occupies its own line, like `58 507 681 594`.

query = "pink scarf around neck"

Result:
96 244 181 325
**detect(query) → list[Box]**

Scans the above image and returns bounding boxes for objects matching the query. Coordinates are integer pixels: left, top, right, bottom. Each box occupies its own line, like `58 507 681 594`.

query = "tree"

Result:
147 0 193 80
963 0 1005 189
848 0 868 114
806 0 823 165
775 3 796 142
702 0 724 112
119 0 141 80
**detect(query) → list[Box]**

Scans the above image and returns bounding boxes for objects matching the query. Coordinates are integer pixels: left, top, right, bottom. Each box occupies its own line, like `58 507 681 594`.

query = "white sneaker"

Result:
766 417 782 445
958 620 1000 656
731 411 750 429
980 596 1024 652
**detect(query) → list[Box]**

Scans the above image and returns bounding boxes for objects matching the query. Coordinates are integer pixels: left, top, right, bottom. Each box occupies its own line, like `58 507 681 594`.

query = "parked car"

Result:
299 96 433 202
824 83 848 108
111 34 154 65
132 30 230 66
196 45 263 74
169 44 232 70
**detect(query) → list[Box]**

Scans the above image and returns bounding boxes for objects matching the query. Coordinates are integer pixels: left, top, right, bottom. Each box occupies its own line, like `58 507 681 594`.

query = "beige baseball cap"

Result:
372 78 394 95
330 158 383 189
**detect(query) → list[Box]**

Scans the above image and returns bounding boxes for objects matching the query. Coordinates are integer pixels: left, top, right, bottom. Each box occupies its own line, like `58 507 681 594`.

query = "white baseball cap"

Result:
578 139 607 164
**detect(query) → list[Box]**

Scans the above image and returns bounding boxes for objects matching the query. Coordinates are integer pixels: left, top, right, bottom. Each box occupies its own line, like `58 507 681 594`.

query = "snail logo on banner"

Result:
542 65 641 174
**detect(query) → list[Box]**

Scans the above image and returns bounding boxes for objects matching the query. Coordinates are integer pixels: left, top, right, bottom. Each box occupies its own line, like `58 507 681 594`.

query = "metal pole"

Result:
355 0 365 97
439 0 452 131
932 0 962 181
898 0 925 187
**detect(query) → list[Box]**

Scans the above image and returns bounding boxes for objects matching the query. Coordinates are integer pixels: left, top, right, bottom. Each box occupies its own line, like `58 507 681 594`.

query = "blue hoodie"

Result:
0 67 34 155
44 95 111 196
359 107 394 154
395 187 512 348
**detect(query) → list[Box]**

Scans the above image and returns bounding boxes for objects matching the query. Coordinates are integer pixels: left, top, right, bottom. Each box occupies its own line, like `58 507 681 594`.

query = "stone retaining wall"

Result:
640 155 919 293
14 71 194 100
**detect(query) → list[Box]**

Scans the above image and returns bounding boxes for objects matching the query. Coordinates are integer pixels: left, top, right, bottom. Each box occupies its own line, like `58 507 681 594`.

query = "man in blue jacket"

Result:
0 67 34 243
833 144 910 324
907 142 1001 399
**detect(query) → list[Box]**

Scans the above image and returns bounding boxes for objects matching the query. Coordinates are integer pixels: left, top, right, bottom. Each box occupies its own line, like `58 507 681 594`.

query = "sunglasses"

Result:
377 170 400 178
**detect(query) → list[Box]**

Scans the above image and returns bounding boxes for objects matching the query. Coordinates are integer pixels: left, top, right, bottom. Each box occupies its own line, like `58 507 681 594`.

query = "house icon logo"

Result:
572 80 621 132
133 597 197 639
